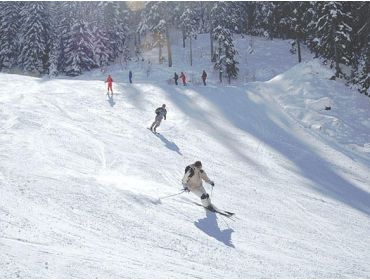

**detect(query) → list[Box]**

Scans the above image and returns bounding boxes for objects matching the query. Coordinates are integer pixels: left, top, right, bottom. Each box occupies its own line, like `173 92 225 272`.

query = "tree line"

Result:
0 1 369 94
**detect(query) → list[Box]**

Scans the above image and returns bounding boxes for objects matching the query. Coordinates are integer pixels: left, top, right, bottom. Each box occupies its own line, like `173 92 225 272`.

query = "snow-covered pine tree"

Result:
288 2 314 62
213 25 239 83
64 19 95 76
56 2 77 74
210 1 231 62
351 1 370 95
180 7 198 66
0 2 21 71
257 2 276 39
210 2 231 32
18 2 51 74
142 1 172 66
273 2 295 39
210 2 239 81
356 49 370 95
99 1 129 62
47 2 65 77
314 1 353 77
48 41 59 77
91 25 110 68
175 1 192 48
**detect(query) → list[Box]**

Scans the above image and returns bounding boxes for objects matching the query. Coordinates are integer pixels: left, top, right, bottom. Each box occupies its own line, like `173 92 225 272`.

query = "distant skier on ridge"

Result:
182 161 215 207
149 104 167 133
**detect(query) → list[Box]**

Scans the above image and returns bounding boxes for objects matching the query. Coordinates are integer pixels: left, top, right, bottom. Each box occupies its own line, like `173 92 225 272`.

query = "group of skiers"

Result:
173 70 208 86
104 73 215 208
106 70 208 94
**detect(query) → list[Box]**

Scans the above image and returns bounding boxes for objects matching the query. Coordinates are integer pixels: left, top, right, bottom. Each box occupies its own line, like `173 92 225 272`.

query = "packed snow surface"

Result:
1 35 370 278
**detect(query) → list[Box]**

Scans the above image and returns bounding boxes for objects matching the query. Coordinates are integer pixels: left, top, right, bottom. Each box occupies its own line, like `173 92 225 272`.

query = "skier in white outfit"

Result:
182 161 215 207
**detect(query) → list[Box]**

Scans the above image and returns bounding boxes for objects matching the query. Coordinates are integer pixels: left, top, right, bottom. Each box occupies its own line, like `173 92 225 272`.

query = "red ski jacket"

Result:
106 76 113 84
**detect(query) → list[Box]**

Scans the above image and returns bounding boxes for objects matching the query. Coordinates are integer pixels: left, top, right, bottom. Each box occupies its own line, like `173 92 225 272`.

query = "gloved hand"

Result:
182 183 190 192
210 181 215 187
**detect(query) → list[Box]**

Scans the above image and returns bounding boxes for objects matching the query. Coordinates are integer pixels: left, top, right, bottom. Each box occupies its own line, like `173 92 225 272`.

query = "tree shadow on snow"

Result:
155 133 182 155
196 86 370 218
194 211 235 248
157 83 370 219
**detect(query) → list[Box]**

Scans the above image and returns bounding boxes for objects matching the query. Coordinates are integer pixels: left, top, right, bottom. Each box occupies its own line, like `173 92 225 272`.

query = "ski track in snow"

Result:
1 35 370 278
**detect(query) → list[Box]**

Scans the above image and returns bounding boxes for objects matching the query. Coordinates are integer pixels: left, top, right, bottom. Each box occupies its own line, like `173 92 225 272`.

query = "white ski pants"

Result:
191 186 211 207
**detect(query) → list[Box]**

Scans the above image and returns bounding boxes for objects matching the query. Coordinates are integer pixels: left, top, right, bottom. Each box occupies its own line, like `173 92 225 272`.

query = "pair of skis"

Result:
147 127 160 135
193 202 235 218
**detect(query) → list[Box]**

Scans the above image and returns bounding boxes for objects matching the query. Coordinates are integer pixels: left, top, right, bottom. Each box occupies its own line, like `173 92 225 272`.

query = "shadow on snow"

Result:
194 210 235 248
155 133 182 156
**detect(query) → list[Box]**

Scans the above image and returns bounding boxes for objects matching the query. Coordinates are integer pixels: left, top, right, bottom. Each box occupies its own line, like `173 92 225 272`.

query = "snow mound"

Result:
267 60 370 162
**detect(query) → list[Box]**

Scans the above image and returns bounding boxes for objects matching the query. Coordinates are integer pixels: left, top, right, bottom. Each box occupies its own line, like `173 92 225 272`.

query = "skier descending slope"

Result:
105 74 114 96
182 161 215 207
182 161 234 218
149 104 167 133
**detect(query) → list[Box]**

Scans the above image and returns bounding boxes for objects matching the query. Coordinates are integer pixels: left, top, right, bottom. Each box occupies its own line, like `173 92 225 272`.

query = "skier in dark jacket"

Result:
174 72 179 85
129 70 133 84
150 104 167 133
201 70 207 86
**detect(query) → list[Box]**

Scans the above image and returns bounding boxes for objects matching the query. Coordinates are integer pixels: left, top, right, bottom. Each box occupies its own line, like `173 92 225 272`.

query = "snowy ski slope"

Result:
1 35 370 278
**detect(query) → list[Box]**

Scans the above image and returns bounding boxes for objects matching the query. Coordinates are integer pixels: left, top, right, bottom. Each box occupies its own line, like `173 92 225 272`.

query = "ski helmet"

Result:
194 161 202 167
162 104 166 107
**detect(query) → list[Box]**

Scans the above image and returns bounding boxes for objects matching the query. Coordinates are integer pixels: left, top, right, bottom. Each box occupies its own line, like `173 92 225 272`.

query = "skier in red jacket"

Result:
105 75 113 96
179 72 186 86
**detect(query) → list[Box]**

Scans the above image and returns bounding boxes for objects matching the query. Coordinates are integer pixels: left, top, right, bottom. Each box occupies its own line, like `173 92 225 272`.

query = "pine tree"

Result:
356 49 370 95
99 1 129 62
314 1 353 77
0 2 21 70
288 2 313 62
213 26 239 83
47 2 64 77
352 2 370 95
18 2 51 74
257 2 276 39
180 7 198 66
142 1 173 66
57 2 77 74
91 25 110 68
64 19 95 76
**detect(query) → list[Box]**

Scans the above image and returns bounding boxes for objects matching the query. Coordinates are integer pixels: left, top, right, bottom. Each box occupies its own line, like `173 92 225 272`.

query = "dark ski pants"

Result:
150 116 163 132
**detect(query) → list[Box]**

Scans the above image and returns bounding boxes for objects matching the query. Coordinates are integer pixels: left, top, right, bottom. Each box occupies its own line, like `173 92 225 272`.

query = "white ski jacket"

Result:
182 164 213 190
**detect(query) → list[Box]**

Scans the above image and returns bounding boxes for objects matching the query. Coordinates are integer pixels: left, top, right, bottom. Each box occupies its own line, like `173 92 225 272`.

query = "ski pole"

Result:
159 189 185 200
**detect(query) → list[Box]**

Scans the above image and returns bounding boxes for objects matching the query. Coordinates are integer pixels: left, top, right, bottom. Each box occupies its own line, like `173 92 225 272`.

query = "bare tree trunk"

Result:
210 23 215 62
334 41 340 77
297 38 301 63
182 26 186 48
159 41 162 64
190 36 193 66
166 25 172 67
